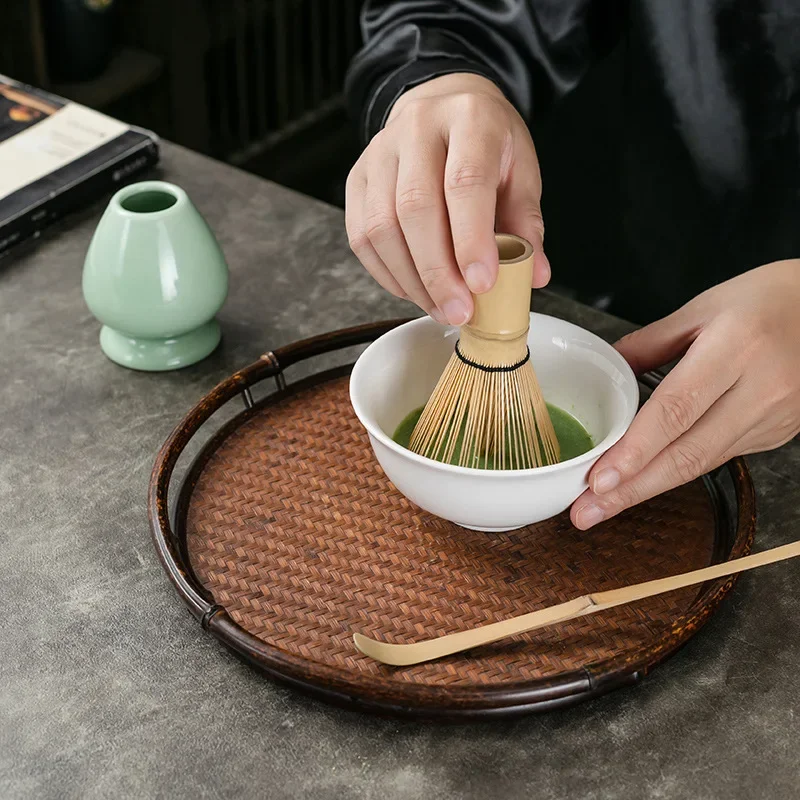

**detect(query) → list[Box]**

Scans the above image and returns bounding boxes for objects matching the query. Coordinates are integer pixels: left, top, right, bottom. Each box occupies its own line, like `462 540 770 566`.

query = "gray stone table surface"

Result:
2 143 800 800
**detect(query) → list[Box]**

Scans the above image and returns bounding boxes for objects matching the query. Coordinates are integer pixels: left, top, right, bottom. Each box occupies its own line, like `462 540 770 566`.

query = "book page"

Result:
0 101 128 201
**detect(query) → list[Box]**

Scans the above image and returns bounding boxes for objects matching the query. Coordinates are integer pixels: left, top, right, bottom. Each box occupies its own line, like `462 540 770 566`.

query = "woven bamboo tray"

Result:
149 320 756 719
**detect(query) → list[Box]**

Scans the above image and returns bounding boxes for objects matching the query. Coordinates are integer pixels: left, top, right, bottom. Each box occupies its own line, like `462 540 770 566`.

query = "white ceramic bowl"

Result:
349 313 639 532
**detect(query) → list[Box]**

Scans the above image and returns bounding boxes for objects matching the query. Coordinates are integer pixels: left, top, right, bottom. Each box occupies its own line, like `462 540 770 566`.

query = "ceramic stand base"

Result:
99 320 221 371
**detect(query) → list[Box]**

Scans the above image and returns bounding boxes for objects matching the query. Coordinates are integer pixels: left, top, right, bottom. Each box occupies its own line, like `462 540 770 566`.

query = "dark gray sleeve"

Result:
344 0 625 144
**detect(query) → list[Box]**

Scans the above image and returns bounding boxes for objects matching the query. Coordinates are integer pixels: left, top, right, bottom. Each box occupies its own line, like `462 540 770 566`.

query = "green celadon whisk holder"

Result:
82 180 229 371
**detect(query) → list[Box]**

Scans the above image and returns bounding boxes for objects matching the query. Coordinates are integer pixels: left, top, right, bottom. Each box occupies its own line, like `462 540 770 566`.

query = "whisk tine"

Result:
408 234 560 470
509 369 529 469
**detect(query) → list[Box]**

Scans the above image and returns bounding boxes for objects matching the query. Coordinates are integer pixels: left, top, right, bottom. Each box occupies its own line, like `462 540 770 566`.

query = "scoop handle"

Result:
353 539 800 666
466 234 533 340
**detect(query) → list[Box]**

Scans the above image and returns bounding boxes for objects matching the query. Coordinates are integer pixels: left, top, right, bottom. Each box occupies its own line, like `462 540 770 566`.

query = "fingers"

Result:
572 384 753 530
588 332 739 495
494 128 549 288
345 83 549 318
360 148 442 321
442 114 503 295
614 304 703 376
395 129 472 325
345 164 406 300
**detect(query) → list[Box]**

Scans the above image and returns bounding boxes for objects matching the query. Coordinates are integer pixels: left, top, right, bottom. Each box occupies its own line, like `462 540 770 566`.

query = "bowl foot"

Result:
99 320 221 371
459 523 526 533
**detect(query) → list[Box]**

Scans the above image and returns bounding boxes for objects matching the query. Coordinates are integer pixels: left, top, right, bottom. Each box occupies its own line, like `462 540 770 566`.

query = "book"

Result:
0 74 159 258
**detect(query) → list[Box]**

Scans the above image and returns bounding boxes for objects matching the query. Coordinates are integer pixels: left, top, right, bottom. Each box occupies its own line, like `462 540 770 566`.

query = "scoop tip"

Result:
353 632 414 666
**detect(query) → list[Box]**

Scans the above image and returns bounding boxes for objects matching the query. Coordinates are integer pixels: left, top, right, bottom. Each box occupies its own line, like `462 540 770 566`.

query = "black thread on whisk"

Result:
454 340 531 373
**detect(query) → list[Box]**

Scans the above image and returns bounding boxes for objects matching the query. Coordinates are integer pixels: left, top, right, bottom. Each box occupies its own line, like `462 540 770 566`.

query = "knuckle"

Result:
345 164 367 200
771 410 800 440
347 229 370 255
453 92 483 116
361 132 389 167
669 439 709 483
395 185 437 219
763 366 795 408
653 390 698 439
721 312 768 361
400 97 426 120
614 442 646 475
419 261 453 293
368 127 395 154
446 159 490 193
607 482 640 513
364 209 398 244
616 329 638 351
369 126 391 148
399 100 430 137
451 91 500 118
774 375 798 406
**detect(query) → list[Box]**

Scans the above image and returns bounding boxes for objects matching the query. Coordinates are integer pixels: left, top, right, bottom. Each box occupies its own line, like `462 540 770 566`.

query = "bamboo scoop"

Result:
409 233 560 469
353 539 800 666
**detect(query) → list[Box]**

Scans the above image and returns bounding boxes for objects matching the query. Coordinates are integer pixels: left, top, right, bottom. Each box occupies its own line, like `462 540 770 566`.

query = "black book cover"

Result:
0 74 160 257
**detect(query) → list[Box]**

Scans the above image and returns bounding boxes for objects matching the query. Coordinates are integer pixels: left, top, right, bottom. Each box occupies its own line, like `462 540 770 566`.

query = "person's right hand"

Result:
346 73 550 326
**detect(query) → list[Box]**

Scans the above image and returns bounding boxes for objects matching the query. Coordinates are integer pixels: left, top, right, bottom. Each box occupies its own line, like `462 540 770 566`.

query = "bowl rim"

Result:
349 312 639 478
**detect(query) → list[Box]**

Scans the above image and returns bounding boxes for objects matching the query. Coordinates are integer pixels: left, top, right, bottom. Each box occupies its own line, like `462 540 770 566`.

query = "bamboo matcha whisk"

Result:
409 234 560 470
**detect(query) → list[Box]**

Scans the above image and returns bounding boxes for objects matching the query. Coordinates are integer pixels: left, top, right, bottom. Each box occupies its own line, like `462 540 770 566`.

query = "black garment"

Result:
344 1 800 323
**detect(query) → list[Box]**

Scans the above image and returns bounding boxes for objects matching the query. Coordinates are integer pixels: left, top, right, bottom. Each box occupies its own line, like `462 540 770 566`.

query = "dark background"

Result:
2 0 624 310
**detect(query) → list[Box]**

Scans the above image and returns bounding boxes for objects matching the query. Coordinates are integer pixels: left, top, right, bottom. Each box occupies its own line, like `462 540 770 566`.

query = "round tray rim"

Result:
148 320 757 719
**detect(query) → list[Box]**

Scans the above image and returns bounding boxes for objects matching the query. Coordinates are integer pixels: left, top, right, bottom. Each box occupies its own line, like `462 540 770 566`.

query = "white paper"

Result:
0 102 128 201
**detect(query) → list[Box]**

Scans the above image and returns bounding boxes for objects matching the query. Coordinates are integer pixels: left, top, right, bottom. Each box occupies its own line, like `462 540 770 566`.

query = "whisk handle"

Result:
468 234 534 339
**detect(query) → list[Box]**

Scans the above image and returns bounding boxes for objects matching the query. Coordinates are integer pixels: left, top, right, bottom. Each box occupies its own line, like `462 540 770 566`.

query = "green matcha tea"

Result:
393 403 593 469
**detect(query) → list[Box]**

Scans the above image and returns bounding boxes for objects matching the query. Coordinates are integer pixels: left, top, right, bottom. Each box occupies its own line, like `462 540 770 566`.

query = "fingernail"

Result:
576 504 605 530
430 309 446 325
442 299 470 326
465 262 490 293
593 468 620 494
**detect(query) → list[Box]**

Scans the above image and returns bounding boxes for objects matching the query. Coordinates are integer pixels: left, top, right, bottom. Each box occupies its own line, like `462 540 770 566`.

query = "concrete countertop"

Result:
2 142 799 800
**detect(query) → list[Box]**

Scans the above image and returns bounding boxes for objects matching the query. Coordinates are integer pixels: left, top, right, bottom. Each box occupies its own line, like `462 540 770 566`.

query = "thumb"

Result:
495 145 550 288
615 305 702 375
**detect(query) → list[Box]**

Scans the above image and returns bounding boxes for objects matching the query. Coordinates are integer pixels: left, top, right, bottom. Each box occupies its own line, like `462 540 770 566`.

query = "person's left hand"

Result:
571 259 800 530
